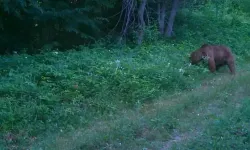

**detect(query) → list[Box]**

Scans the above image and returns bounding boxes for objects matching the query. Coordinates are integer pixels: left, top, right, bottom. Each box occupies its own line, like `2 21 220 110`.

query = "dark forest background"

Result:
1 0 249 54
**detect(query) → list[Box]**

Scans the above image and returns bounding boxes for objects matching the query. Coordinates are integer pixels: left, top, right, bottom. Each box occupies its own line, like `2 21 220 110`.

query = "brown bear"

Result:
190 44 235 74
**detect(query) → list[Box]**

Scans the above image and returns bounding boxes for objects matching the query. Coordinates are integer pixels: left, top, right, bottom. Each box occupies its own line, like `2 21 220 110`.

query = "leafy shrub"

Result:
0 41 207 145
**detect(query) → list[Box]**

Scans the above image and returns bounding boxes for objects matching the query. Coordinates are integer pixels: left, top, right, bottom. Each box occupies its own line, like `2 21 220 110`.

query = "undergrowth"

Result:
31 66 250 150
0 41 209 148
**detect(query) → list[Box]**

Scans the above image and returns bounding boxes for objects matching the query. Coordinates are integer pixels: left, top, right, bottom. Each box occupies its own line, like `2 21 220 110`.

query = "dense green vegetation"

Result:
1 0 250 54
0 0 250 149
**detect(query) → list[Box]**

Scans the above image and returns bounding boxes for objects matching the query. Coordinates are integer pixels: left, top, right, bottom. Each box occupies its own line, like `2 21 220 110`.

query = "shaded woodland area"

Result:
0 0 247 54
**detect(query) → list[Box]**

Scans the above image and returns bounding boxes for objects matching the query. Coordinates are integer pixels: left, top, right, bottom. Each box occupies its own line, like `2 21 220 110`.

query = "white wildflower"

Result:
115 59 121 72
115 59 120 64
167 62 170 67
179 68 185 74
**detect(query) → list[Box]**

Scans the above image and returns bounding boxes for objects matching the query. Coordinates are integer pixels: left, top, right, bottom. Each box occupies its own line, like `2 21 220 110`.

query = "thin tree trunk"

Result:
137 0 147 45
158 1 167 35
166 0 179 37
119 0 136 45
157 3 161 25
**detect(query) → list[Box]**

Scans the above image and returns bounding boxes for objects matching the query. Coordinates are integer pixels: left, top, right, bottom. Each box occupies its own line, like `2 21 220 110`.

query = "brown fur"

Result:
190 44 235 74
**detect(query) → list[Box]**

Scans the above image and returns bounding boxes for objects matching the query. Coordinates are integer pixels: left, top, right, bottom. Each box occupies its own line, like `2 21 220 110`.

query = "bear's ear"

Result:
201 44 209 48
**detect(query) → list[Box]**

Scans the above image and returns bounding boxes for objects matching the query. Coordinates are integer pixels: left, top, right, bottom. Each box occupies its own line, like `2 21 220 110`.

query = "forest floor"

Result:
31 65 250 150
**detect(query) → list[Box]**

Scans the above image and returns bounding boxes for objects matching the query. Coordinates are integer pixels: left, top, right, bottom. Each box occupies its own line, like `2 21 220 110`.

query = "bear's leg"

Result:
227 60 235 74
208 59 216 73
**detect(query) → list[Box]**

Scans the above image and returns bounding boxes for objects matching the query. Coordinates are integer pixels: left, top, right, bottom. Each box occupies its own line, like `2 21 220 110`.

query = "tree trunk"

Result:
121 0 136 37
166 0 179 37
158 1 167 35
137 0 147 45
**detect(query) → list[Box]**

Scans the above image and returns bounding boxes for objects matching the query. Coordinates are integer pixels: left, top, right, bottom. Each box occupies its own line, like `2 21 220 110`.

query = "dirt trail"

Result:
161 70 249 150
161 100 224 150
